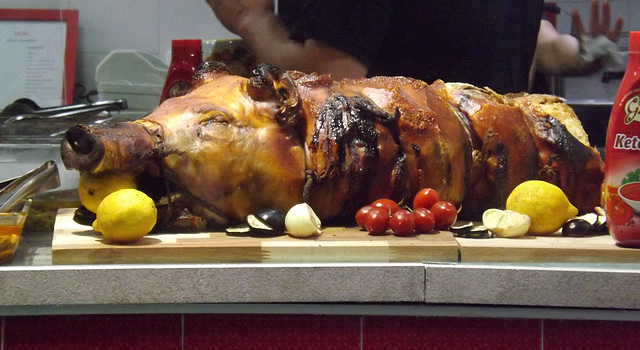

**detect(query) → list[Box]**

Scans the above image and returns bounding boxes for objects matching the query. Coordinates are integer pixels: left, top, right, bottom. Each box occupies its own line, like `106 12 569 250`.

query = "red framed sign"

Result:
0 9 78 107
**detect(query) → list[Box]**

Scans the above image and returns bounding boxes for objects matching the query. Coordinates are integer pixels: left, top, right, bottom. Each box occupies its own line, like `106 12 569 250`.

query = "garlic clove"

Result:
285 203 322 238
482 208 530 238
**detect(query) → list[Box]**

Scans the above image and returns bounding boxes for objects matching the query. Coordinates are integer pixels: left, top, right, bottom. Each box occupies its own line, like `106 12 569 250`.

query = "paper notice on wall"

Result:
0 21 66 109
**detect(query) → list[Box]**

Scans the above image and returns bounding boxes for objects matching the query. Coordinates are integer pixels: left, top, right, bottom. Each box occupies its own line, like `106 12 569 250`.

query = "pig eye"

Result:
199 111 231 126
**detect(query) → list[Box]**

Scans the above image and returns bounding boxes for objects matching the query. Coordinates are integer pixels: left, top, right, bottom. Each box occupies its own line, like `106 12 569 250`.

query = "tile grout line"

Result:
541 319 544 350
181 314 185 350
360 315 364 350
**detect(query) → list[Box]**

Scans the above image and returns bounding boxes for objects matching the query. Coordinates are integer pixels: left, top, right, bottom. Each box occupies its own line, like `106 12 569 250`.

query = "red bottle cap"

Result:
630 31 640 53
171 39 202 61
172 39 201 50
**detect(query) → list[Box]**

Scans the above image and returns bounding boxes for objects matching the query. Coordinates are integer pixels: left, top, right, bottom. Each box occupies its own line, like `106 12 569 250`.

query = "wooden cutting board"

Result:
457 233 640 263
51 208 460 264
52 209 640 264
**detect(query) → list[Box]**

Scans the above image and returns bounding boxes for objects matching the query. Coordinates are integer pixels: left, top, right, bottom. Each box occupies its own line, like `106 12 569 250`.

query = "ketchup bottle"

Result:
159 39 202 104
604 31 640 247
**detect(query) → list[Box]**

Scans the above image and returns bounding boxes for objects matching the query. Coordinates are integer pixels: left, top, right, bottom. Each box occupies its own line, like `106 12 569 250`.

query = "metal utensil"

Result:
0 99 127 118
0 99 128 142
0 160 60 212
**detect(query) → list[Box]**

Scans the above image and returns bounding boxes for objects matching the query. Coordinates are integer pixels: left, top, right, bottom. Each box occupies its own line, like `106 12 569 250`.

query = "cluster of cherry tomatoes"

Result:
356 188 458 236
355 188 458 236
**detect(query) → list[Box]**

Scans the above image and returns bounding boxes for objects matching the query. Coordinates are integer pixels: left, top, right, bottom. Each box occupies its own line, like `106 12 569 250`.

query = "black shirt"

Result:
278 0 543 93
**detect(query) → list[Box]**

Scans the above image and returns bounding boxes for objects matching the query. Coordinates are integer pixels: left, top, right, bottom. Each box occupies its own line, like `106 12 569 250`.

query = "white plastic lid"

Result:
95 50 168 85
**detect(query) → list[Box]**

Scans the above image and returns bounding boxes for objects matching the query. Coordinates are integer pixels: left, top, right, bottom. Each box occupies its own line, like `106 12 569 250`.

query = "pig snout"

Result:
61 122 157 174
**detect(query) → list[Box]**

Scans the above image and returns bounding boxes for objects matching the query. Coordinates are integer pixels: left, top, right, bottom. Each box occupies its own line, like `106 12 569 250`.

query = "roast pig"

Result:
61 62 604 229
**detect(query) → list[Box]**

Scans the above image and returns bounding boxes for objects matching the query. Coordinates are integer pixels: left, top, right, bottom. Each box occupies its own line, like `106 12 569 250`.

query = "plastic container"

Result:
603 31 640 247
95 50 168 112
97 82 162 112
160 39 202 104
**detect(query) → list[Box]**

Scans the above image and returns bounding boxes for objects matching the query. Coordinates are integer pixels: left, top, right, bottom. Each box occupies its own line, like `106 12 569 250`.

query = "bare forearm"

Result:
236 11 367 79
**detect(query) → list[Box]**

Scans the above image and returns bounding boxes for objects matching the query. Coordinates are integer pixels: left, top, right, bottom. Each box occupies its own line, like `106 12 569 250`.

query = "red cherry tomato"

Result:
413 188 441 210
430 201 458 229
371 199 400 214
355 205 375 229
365 207 390 236
413 207 435 233
390 209 415 236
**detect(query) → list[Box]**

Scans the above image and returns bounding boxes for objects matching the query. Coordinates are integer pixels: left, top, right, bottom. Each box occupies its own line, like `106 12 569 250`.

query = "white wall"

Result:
0 0 638 103
0 0 237 99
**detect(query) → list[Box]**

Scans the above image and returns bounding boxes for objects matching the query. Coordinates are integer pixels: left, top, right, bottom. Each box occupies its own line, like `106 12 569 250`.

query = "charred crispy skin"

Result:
299 75 473 220
507 93 604 214
438 82 604 215
61 63 604 228
434 82 539 217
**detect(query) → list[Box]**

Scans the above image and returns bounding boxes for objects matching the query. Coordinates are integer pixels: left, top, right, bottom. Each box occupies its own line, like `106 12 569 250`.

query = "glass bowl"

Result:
0 200 31 264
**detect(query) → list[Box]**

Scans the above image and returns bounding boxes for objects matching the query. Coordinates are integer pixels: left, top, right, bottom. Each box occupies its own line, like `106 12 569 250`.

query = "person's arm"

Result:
533 0 624 77
205 0 368 79
534 19 593 76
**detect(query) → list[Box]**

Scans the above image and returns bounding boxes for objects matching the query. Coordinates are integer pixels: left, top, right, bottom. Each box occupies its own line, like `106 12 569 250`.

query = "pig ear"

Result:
192 61 231 88
246 64 300 126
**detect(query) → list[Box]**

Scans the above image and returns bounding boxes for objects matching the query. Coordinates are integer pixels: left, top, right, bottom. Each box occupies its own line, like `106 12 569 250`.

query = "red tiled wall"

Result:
183 314 361 350
3 314 182 350
544 319 640 350
2 314 639 350
363 316 541 350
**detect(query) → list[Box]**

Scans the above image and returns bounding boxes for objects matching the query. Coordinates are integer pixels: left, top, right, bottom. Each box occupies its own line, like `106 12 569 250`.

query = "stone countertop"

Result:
3 195 640 318
3 224 640 317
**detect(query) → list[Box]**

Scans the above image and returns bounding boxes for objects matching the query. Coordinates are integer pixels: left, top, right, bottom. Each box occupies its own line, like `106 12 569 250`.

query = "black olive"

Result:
449 222 493 239
562 219 592 237
73 206 96 226
252 208 286 232
590 221 609 235
225 209 287 237
245 213 285 237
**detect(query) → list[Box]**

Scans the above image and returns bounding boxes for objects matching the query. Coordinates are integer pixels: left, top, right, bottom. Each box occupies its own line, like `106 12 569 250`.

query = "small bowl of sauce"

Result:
0 200 30 264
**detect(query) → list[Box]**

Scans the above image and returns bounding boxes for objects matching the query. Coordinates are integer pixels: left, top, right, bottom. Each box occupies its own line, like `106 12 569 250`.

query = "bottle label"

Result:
605 87 640 246
622 91 640 125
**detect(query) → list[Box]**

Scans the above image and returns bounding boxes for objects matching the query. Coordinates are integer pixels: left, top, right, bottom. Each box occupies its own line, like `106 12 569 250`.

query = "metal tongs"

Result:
0 98 127 121
0 161 61 212
0 99 128 141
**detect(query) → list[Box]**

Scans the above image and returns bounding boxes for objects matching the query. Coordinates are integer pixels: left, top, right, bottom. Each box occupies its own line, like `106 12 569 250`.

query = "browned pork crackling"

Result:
61 62 604 230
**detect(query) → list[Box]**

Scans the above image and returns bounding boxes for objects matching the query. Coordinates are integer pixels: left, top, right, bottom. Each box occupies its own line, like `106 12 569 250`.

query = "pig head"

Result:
62 63 307 226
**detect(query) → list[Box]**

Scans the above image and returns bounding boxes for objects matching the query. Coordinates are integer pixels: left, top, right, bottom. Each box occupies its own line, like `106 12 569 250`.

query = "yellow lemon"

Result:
92 189 157 243
506 180 578 235
78 172 137 213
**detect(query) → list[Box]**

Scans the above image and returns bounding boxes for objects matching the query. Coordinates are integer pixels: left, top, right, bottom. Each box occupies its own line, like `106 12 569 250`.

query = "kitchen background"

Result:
1 0 638 107
1 0 635 184
1 1 640 349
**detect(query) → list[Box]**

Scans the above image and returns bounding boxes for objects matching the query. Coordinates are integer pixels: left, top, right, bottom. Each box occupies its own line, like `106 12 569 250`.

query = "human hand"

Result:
205 0 274 34
571 0 623 42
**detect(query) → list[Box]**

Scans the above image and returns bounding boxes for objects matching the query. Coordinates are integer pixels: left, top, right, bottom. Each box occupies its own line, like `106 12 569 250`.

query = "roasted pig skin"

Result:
61 63 604 227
